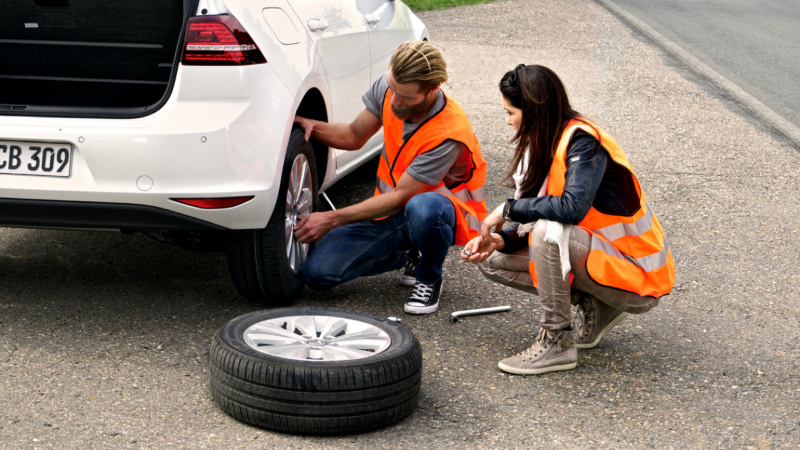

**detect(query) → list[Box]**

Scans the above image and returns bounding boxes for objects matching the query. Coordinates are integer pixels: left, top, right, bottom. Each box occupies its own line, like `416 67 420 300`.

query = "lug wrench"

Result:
450 306 510 323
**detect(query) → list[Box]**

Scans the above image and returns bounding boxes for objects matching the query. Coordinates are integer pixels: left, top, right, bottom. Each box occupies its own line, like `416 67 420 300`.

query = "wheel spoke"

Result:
285 217 293 243
328 330 384 342
333 338 390 352
292 157 304 200
299 242 308 265
296 189 312 216
287 228 295 266
246 333 302 346
285 187 294 218
323 345 375 359
319 318 348 340
287 316 316 337
292 240 304 270
297 160 308 198
260 344 309 359
249 323 304 340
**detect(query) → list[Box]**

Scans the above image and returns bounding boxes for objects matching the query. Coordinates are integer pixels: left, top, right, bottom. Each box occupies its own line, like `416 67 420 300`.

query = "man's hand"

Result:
480 202 506 243
293 109 382 150
293 116 316 142
294 211 337 243
460 233 502 264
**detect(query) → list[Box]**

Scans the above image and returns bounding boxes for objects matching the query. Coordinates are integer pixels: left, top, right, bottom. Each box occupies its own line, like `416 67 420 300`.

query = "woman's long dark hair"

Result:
499 65 593 198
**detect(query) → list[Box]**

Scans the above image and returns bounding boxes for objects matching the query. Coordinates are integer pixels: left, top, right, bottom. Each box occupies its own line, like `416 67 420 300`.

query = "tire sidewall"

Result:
263 127 318 284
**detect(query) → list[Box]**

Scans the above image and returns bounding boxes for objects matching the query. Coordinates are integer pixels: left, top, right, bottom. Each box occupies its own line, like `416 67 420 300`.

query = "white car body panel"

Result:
0 0 427 231
285 0 374 169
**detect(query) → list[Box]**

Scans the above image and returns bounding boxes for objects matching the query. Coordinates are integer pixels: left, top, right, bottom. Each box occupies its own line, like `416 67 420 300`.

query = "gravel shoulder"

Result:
1 0 799 448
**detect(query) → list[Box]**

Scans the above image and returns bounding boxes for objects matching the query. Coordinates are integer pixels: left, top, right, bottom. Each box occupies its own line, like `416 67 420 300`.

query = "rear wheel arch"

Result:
295 88 329 184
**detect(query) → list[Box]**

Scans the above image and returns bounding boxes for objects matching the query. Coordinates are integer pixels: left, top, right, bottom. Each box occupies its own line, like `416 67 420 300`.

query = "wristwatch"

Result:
502 198 514 221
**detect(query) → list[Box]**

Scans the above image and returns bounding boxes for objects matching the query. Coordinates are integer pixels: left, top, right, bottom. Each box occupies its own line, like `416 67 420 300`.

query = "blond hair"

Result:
389 40 448 92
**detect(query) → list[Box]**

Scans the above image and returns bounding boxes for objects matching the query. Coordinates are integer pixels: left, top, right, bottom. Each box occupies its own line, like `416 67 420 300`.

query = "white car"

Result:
0 0 428 304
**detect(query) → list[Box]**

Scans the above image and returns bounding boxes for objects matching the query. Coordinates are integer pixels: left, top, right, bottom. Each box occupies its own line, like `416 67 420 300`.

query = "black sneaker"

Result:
395 250 419 287
404 278 443 315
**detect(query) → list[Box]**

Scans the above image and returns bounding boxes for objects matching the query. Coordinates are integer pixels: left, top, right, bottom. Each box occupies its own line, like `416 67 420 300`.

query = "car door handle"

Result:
307 18 329 32
364 13 381 25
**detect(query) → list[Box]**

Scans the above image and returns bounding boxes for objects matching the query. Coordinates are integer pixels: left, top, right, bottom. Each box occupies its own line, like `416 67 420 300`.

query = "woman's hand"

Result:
480 203 506 243
461 233 503 264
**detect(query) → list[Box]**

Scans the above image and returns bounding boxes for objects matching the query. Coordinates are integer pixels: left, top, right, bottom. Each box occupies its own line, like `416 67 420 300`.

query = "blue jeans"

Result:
303 192 457 290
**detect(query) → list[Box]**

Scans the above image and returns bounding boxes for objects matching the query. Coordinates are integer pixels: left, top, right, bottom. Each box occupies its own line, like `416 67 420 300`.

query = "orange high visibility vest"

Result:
527 119 675 298
374 88 487 246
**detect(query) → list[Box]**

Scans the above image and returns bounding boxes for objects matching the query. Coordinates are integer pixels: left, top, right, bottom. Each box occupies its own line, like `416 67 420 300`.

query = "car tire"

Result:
209 307 423 434
226 127 318 305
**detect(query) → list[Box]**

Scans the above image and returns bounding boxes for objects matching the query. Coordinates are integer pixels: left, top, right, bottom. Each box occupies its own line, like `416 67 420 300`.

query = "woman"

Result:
462 64 674 375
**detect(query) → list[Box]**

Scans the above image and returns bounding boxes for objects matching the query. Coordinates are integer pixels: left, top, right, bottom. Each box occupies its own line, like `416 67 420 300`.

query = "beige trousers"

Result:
478 221 659 330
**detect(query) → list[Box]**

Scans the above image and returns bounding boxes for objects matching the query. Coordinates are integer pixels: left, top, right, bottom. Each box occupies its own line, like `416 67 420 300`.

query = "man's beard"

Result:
392 96 432 121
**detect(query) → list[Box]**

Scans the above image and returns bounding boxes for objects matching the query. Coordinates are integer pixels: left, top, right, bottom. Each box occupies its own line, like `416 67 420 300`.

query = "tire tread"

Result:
209 308 423 434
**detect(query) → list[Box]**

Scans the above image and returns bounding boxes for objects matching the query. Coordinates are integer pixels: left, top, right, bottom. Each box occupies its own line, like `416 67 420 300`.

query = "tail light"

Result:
181 15 267 65
172 196 255 209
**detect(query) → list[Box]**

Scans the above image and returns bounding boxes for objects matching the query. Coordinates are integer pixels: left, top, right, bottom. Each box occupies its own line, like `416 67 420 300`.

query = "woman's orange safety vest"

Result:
527 119 675 298
374 89 487 246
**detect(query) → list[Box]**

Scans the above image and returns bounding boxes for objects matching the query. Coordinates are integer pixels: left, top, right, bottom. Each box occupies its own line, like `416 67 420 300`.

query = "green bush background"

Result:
403 0 498 11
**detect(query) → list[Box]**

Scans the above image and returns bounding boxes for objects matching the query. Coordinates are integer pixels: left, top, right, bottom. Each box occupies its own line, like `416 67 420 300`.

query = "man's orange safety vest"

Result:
374 89 487 246
528 119 675 298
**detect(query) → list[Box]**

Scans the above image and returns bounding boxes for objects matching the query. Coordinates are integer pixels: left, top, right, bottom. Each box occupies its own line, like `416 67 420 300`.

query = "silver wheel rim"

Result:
284 153 313 274
243 315 392 361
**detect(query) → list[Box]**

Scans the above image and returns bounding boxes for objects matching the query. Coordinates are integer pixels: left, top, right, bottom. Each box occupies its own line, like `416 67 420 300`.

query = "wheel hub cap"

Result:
243 315 392 361
284 154 313 274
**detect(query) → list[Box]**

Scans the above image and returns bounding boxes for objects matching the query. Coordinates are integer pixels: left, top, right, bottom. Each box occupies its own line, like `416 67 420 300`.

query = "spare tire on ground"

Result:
209 307 423 434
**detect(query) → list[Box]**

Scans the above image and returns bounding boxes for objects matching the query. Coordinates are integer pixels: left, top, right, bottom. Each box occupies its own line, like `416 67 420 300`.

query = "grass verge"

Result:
403 0 498 11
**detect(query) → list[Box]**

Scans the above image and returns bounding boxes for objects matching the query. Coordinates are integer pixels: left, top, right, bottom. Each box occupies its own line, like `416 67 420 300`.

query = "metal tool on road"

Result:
321 191 336 210
450 306 510 323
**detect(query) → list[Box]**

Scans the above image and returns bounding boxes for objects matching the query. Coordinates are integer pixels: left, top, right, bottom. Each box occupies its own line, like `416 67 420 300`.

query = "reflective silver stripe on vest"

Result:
381 147 391 168
433 185 485 204
590 201 654 242
376 177 394 194
433 186 482 231
467 214 482 232
590 234 669 272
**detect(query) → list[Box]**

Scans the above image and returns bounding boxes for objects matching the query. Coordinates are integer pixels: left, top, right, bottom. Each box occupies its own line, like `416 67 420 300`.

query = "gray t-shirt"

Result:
362 73 472 187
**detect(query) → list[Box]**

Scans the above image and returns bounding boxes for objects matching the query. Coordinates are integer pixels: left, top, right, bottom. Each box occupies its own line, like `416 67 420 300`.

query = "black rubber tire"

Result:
225 127 318 306
209 307 423 434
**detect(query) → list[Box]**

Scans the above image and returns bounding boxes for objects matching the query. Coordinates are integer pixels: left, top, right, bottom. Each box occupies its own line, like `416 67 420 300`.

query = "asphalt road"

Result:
2 0 800 448
603 0 800 131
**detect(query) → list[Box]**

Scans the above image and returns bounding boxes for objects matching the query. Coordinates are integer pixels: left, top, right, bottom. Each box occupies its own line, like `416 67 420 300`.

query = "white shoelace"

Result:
409 282 434 303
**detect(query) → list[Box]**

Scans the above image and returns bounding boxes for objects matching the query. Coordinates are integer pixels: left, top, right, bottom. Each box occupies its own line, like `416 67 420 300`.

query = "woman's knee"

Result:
529 220 555 256
476 261 496 278
477 261 507 286
529 220 548 242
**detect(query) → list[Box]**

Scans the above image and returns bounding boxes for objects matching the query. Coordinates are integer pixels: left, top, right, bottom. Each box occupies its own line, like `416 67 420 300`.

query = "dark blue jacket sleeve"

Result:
507 130 607 225
496 223 528 254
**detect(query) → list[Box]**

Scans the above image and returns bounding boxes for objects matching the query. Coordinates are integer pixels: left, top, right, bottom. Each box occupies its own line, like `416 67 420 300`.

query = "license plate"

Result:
0 141 73 178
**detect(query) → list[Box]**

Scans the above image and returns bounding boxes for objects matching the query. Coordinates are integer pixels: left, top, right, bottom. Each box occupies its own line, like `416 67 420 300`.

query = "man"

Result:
293 41 486 314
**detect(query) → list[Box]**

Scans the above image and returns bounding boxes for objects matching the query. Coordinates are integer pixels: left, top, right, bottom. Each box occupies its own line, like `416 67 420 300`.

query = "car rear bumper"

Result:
0 197 227 231
0 64 297 230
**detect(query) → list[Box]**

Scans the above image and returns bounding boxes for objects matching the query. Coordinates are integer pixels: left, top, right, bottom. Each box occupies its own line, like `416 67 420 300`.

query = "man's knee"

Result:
405 192 455 240
302 254 336 291
405 192 452 222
